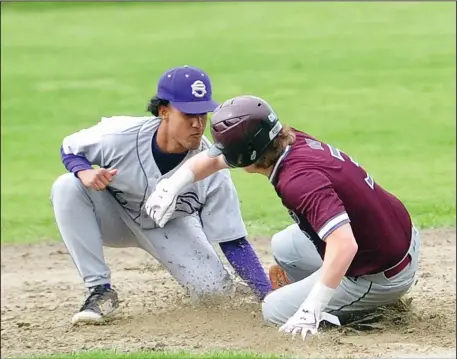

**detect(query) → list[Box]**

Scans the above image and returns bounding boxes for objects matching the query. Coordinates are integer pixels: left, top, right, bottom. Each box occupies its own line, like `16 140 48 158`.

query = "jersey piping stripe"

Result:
135 126 149 222
328 281 373 314
268 145 291 184
318 212 350 240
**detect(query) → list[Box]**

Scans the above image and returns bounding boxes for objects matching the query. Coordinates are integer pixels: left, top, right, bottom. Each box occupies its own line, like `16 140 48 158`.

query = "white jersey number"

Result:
327 144 375 190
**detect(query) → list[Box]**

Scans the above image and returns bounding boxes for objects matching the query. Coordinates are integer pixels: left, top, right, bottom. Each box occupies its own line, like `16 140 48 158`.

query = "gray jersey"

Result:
62 115 247 243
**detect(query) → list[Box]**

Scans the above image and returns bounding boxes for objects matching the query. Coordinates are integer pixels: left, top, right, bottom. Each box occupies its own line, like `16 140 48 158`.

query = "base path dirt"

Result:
1 228 456 358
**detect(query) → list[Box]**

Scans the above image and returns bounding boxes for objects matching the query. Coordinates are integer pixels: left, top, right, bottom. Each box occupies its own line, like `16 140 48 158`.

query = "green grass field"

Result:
1 2 455 357
1 2 455 245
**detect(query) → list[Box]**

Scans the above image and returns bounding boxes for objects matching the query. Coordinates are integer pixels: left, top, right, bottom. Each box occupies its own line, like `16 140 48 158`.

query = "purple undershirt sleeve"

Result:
219 237 272 300
60 145 93 177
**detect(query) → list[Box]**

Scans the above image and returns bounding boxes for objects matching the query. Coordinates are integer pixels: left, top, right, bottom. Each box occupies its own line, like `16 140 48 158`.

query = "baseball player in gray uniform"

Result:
51 66 272 325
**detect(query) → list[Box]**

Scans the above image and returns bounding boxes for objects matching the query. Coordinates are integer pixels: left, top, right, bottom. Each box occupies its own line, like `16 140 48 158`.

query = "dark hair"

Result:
147 96 170 116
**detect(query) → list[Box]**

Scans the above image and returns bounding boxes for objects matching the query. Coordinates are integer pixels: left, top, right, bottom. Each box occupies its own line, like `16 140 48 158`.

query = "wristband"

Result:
302 281 335 314
166 166 195 193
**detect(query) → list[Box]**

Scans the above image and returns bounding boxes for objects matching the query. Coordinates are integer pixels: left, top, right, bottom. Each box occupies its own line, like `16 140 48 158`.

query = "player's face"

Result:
168 106 208 150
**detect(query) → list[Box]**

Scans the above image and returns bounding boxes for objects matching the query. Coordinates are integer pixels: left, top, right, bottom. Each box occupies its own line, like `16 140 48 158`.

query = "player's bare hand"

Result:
77 168 118 191
145 178 178 227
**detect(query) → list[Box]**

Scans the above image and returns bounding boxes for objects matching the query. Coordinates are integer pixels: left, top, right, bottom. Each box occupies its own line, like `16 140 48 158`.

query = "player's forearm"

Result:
167 150 229 192
320 231 358 289
302 224 357 313
186 150 229 182
219 237 272 300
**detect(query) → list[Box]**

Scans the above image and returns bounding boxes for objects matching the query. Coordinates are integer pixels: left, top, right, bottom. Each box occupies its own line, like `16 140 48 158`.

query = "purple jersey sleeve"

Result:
219 237 272 300
280 169 350 241
60 145 92 176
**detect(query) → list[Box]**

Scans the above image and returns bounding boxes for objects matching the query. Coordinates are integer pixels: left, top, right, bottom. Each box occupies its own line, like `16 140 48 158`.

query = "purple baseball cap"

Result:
156 65 219 114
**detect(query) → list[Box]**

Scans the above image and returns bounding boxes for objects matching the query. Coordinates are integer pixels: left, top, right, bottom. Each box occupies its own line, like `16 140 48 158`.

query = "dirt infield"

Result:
1 228 456 358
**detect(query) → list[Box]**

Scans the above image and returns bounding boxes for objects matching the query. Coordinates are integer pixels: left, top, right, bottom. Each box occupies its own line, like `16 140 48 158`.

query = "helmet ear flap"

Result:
247 142 258 162
222 139 255 168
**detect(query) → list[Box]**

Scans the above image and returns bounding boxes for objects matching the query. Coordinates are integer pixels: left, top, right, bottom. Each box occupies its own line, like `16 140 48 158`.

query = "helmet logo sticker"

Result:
191 80 207 98
269 121 283 140
250 150 257 161
268 113 277 122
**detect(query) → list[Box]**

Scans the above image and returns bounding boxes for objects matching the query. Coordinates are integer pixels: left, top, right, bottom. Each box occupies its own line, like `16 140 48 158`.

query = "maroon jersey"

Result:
270 130 412 277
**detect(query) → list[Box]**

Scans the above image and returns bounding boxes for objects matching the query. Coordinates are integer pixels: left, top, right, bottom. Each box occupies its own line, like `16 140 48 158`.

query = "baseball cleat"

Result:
71 285 119 325
269 264 291 290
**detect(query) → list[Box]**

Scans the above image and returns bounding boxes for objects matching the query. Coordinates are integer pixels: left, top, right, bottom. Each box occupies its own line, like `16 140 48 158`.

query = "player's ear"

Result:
158 105 169 120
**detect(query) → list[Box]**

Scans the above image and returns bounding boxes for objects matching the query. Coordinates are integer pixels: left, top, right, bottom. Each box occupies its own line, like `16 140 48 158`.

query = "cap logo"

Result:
250 150 257 161
191 80 207 98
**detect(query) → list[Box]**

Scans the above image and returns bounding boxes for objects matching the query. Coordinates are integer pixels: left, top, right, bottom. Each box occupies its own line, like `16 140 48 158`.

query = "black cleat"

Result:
71 285 119 325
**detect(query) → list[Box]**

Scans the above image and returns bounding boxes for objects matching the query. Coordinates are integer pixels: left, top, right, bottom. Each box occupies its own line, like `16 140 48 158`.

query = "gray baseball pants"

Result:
50 173 234 299
262 224 420 325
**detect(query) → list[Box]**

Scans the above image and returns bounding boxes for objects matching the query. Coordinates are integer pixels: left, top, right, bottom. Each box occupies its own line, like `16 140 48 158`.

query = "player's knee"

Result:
186 272 234 299
261 290 289 326
50 173 82 202
261 293 278 325
271 224 297 264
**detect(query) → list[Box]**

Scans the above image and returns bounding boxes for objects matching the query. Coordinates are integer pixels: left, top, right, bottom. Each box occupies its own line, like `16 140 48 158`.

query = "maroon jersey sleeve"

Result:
280 169 351 241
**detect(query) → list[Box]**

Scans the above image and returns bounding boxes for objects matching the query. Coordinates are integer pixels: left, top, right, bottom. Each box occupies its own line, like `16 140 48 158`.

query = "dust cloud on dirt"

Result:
1 228 455 358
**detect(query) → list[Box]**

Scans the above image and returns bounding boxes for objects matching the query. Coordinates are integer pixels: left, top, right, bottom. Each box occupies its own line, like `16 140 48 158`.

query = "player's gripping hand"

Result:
279 304 340 341
77 168 118 191
145 178 178 228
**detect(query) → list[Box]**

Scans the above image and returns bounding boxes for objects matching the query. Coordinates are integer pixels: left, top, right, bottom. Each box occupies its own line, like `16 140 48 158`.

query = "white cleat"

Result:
72 309 104 325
